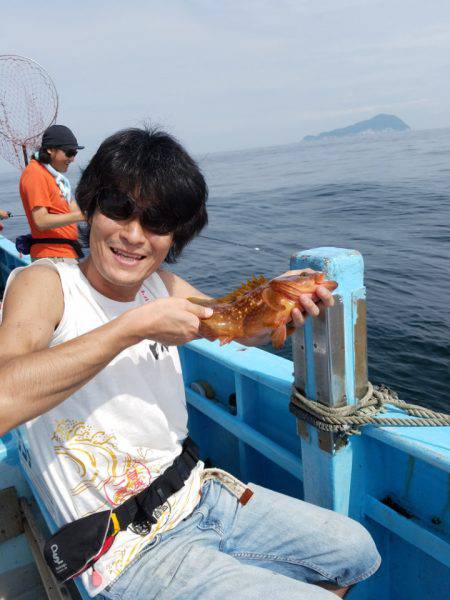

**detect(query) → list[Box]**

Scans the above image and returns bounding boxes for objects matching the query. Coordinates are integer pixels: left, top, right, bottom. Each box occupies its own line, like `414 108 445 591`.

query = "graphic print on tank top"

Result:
51 419 165 510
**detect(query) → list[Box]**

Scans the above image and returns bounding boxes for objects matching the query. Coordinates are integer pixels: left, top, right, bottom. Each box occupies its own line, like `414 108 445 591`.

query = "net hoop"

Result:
0 54 59 169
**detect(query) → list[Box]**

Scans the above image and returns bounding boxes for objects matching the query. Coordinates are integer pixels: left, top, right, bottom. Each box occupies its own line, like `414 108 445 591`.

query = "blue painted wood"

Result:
364 422 450 473
364 495 450 567
0 434 36 576
184 338 293 396
0 234 28 289
180 340 304 497
291 247 365 406
290 248 365 513
185 386 302 479
0 433 16 463
289 247 450 600
234 372 262 483
0 536 35 574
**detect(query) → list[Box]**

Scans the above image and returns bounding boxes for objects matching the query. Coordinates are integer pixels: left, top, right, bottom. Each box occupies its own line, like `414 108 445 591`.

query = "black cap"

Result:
41 125 84 150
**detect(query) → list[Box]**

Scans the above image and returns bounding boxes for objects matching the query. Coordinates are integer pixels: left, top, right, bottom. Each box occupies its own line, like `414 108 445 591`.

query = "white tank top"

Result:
3 260 203 596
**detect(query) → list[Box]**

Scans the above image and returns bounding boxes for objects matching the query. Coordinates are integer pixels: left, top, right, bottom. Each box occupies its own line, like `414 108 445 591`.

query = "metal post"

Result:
289 247 368 513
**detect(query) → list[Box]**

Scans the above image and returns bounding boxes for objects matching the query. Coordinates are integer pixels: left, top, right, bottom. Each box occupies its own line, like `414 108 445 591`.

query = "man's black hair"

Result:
75 127 208 263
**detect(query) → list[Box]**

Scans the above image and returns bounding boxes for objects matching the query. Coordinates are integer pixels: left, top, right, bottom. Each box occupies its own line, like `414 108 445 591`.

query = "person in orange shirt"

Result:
19 124 85 262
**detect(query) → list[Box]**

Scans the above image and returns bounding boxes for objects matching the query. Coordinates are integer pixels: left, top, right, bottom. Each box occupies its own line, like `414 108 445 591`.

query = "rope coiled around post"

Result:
290 382 450 435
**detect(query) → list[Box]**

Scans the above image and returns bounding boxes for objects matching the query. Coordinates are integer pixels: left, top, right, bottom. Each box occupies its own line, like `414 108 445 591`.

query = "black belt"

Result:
30 237 84 258
15 234 84 258
44 437 199 582
116 436 199 535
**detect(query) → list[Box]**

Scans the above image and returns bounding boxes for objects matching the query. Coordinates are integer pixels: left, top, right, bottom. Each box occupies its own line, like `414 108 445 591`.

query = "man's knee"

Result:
331 515 380 586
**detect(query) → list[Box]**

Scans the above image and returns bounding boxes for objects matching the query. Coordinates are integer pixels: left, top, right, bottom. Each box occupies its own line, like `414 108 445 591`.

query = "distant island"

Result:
303 113 410 141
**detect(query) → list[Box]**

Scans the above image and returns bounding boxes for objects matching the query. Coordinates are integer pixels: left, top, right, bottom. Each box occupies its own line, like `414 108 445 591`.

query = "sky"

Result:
1 0 450 172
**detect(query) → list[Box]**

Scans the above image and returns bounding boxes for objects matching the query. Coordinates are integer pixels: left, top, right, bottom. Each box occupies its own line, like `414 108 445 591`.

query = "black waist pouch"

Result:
43 437 199 582
15 234 84 258
44 510 116 582
15 234 33 255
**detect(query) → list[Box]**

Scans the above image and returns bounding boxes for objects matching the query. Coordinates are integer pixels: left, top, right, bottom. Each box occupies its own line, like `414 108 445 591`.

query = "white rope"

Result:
291 383 450 435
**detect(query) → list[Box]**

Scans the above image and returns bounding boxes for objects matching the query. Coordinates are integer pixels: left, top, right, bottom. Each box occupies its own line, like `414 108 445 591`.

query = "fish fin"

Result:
271 322 287 349
219 275 268 303
219 337 234 346
188 297 218 307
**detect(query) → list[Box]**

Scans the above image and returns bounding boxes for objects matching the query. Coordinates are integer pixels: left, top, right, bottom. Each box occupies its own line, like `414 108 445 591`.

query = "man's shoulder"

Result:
11 262 61 292
2 263 64 327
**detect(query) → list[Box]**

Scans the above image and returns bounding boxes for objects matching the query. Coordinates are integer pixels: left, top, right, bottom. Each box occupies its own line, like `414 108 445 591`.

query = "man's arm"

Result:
0 266 138 435
0 266 213 436
31 205 84 231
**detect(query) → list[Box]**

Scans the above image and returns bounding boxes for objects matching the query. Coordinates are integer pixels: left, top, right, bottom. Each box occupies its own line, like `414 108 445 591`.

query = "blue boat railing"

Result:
0 234 29 283
180 339 303 489
180 247 450 599
0 239 449 600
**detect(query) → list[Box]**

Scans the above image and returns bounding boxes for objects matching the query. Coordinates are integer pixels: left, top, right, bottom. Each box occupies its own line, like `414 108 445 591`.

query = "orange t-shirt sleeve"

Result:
22 169 53 211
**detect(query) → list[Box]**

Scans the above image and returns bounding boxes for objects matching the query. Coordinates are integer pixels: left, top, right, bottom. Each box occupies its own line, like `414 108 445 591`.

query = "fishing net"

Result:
0 55 58 170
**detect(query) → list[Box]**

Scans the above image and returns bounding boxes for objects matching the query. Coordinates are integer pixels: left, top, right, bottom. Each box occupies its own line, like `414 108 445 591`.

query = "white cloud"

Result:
0 0 450 166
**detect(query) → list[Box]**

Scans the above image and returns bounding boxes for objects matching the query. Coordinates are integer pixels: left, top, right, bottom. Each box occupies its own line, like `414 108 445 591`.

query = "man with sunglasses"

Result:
18 124 85 262
1 127 380 599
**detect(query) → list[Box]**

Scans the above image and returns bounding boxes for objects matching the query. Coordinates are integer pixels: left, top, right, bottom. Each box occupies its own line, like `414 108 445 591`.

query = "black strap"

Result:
30 237 84 258
43 437 200 581
114 437 199 534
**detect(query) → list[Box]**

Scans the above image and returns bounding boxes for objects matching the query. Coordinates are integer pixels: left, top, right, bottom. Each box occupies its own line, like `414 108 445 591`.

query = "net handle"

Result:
21 144 28 166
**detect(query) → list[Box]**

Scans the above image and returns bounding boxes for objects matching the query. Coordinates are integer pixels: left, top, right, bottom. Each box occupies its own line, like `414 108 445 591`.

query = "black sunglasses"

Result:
63 148 78 158
97 191 137 221
96 191 171 234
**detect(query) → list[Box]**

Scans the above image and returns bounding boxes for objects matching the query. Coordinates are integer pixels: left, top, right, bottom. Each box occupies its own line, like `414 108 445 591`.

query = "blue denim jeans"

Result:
97 479 380 599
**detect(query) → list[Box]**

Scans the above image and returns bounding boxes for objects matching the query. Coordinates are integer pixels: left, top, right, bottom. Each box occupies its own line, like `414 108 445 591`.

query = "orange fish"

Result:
188 271 338 349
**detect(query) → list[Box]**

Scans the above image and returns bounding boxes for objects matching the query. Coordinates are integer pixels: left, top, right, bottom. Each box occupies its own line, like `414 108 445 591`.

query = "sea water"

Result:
0 128 448 411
